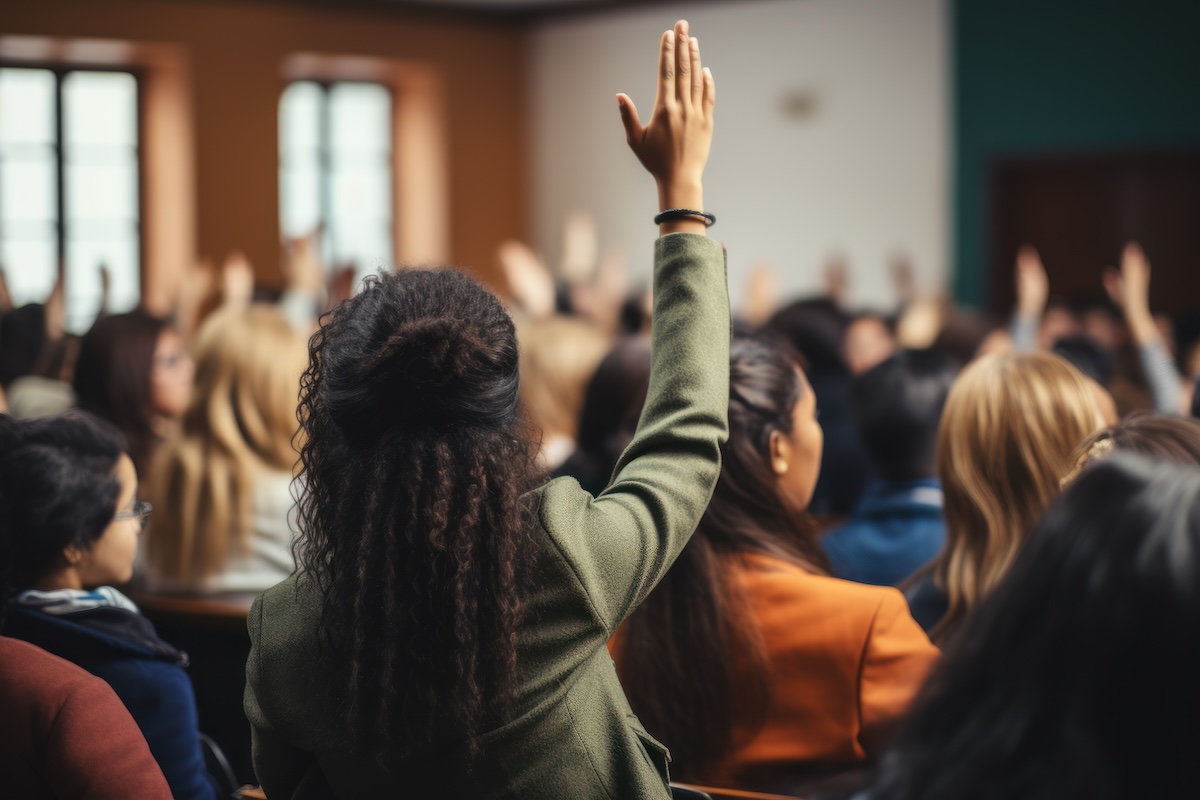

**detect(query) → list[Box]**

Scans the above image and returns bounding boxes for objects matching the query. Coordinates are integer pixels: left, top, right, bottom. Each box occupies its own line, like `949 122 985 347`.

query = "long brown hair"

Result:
146 306 306 586
73 309 172 475
297 268 541 757
930 351 1097 643
616 333 829 780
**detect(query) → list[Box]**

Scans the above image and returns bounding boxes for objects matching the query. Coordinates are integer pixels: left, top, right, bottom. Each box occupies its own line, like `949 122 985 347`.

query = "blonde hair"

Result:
146 305 307 586
517 314 609 446
931 351 1098 643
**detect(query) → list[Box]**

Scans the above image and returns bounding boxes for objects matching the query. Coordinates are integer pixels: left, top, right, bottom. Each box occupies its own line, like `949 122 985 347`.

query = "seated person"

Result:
905 352 1100 643
144 306 307 594
0 412 216 800
612 334 938 793
0 636 172 800
823 349 955 586
868 454 1200 799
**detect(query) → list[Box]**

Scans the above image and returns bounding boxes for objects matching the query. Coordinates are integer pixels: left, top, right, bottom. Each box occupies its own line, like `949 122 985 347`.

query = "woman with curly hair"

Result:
245 20 727 799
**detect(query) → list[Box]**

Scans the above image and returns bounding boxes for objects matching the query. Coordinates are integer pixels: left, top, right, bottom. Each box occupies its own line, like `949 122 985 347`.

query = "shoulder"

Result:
0 637 94 701
734 554 906 636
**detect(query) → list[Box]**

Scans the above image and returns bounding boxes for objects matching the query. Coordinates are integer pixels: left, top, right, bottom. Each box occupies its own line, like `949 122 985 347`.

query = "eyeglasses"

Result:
114 500 154 528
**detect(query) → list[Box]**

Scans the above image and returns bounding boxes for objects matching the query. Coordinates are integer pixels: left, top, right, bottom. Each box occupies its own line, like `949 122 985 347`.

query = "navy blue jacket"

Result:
3 604 217 800
821 478 946 587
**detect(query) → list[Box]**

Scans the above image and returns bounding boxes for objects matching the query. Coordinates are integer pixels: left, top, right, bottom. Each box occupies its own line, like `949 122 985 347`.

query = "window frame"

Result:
278 78 397 270
0 60 145 304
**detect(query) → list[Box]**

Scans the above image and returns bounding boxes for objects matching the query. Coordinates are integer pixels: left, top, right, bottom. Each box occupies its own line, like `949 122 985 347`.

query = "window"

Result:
0 66 140 331
279 81 394 277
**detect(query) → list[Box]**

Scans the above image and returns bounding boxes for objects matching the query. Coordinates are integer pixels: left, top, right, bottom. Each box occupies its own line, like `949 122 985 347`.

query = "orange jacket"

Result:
613 552 938 788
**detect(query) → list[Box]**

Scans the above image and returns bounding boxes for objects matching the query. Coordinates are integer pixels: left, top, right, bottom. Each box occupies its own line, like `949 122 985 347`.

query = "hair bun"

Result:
321 278 520 441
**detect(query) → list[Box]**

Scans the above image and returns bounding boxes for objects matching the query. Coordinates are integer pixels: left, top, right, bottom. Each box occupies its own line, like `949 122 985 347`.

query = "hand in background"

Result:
617 19 715 233
1103 242 1157 345
1014 245 1049 319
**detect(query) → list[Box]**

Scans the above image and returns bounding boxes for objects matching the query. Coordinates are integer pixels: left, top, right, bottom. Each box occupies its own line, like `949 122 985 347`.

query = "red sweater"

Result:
0 636 173 800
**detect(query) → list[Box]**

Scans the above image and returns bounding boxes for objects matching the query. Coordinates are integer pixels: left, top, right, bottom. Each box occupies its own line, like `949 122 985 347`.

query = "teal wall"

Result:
953 0 1200 307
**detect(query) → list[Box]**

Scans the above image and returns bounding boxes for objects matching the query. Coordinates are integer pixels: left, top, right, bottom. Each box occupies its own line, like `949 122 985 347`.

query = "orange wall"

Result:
1 0 528 291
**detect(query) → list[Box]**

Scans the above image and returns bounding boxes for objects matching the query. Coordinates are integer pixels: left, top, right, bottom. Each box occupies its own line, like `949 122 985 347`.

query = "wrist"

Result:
657 178 703 212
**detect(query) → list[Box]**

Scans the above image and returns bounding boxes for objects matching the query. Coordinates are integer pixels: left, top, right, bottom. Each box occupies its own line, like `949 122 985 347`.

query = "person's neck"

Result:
36 569 84 592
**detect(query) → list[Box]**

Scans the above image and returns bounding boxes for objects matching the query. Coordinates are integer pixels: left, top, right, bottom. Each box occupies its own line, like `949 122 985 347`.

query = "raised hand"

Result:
1014 245 1049 319
1103 242 1156 345
617 19 715 233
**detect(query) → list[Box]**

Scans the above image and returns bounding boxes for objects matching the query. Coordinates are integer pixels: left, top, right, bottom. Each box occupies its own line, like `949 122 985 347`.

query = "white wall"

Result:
529 0 947 313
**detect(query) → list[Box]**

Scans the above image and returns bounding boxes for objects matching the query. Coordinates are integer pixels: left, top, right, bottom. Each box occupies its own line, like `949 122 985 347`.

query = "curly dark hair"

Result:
296 268 541 758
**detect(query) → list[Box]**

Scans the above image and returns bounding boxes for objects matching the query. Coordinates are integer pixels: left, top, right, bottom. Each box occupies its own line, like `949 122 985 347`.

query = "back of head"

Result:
766 297 850 376
0 412 126 599
1051 334 1115 385
299 267 539 755
0 304 48 390
73 309 170 472
852 348 955 482
562 337 651 493
1071 412 1200 476
874 454 1200 800
147 305 307 585
932 351 1097 642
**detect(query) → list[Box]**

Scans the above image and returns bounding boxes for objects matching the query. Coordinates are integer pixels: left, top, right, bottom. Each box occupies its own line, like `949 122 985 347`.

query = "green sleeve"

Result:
537 232 730 633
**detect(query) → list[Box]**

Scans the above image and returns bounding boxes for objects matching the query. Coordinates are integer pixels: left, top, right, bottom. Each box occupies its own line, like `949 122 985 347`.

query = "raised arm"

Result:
1104 242 1183 412
538 20 729 632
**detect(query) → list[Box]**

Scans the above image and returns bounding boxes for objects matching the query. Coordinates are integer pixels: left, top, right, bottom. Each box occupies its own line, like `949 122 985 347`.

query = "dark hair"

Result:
871 454 1200 800
931 310 1002 368
555 337 651 495
1051 334 1115 385
616 333 829 780
297 268 540 757
73 310 171 475
0 304 48 389
766 297 850 376
1074 411 1200 470
852 349 955 482
0 412 126 599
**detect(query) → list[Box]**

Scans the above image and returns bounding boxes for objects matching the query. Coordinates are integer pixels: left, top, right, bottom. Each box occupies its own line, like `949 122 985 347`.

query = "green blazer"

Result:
244 233 730 799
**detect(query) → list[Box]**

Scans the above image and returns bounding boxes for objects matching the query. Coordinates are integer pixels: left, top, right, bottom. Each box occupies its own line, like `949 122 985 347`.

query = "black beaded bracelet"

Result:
654 208 716 227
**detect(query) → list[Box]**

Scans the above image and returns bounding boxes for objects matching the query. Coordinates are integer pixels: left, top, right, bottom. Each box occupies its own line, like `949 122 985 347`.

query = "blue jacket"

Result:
3 604 217 800
821 478 946 587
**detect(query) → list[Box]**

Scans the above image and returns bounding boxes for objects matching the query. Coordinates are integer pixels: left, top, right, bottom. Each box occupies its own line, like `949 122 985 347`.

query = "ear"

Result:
769 429 791 477
63 546 83 566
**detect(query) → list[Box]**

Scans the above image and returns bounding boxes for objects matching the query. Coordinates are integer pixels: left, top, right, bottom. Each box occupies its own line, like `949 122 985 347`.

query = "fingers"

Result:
689 38 704 109
674 20 690 106
616 93 644 148
656 28 675 109
703 66 715 117
1102 266 1124 305
1122 241 1149 277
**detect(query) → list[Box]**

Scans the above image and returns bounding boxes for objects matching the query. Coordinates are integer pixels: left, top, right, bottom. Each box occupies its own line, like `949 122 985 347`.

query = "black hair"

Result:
871 453 1200 800
1051 334 1115 385
298 267 541 757
0 304 48 389
0 412 126 598
555 337 651 496
851 348 955 482
766 297 851 376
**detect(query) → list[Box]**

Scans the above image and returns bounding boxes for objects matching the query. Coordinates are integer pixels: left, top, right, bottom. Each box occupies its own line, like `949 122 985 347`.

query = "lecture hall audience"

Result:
3 13 1200 800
